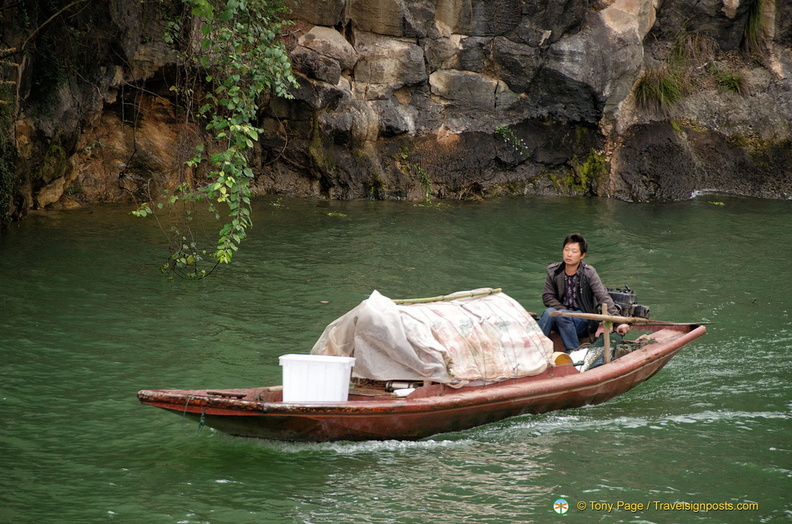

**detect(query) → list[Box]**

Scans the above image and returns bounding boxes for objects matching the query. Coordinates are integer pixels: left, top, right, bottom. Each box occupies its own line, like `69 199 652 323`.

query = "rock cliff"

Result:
1 0 790 225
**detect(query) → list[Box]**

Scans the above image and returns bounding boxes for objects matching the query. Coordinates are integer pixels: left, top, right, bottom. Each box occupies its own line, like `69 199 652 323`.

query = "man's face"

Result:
562 242 585 267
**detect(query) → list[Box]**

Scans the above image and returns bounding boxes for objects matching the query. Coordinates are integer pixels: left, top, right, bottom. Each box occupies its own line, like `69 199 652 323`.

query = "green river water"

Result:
1 195 789 523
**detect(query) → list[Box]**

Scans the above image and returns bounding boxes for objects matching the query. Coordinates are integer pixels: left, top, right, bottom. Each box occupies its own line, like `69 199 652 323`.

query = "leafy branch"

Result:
495 125 529 156
134 0 297 277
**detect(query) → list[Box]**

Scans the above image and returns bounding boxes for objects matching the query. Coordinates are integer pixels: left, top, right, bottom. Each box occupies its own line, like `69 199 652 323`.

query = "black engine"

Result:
608 286 650 318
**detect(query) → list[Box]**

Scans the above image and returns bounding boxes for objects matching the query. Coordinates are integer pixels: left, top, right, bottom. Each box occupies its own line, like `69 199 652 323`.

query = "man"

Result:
538 233 629 351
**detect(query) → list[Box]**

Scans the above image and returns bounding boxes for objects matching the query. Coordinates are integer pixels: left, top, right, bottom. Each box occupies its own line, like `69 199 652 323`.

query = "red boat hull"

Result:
138 325 706 441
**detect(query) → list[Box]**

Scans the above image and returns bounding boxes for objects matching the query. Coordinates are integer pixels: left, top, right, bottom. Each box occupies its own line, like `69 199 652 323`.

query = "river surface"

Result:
1 195 790 523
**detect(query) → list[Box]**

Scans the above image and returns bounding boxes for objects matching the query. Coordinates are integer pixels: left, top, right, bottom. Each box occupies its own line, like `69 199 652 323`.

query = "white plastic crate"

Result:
279 354 355 402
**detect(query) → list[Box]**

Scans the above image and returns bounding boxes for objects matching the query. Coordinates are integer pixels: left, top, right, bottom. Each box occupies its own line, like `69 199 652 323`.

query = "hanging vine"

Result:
134 0 297 277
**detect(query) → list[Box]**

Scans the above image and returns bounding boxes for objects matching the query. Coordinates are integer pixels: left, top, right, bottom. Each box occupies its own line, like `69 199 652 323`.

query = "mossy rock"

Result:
39 144 68 184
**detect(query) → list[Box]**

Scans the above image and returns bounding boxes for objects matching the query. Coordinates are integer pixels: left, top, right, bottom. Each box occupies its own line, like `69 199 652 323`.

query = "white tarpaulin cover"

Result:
310 289 554 384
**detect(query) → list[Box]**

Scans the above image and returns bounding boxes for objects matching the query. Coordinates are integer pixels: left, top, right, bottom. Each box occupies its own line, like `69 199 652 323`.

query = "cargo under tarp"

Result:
310 289 554 385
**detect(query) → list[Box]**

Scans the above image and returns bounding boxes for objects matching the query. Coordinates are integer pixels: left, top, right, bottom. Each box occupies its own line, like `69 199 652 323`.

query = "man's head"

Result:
562 233 587 267
563 233 588 254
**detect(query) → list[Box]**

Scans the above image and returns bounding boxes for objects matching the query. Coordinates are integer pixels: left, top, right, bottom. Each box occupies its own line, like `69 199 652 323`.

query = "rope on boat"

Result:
393 287 502 304
196 410 206 436
181 395 206 437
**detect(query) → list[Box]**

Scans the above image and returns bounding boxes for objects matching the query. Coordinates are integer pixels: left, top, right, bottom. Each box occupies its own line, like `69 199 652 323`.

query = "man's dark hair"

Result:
563 233 588 254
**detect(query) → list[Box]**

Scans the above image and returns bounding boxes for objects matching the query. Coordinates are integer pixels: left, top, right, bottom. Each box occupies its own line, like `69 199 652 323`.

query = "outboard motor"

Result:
608 286 650 318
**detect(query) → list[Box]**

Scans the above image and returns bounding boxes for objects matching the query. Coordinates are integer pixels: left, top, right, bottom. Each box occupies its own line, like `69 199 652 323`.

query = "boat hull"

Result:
138 325 706 442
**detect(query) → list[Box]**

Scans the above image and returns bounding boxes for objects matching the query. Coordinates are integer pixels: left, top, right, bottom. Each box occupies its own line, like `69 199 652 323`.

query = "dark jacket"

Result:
542 261 618 333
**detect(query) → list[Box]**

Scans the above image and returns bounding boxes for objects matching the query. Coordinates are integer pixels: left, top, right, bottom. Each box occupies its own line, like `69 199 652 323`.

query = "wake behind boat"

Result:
137 289 706 442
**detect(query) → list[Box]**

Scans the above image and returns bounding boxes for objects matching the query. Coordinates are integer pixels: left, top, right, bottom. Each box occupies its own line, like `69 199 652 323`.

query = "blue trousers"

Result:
538 308 590 351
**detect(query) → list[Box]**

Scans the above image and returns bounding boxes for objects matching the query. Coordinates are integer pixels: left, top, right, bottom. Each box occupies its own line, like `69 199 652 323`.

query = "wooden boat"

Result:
137 320 706 442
